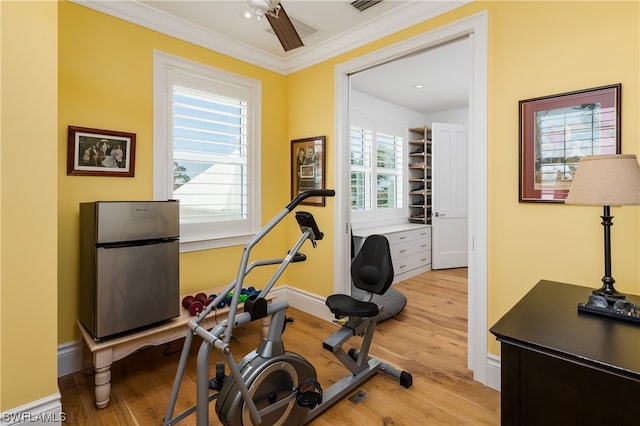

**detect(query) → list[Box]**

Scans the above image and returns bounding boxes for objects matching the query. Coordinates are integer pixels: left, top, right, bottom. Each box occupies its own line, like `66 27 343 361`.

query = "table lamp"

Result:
565 154 640 300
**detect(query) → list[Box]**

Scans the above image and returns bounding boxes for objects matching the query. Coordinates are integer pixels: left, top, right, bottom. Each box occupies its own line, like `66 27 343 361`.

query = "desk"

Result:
490 280 640 425
79 292 271 409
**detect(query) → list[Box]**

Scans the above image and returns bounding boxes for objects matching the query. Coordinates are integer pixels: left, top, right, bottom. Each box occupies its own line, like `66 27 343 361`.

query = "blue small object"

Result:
242 287 260 297
209 294 226 309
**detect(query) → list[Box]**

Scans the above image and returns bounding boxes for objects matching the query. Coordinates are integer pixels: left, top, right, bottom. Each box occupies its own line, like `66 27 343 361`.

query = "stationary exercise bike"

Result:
163 190 412 426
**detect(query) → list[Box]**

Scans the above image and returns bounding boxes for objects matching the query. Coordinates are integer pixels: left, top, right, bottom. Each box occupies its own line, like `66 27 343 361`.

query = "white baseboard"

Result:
57 286 502 395
55 285 333 378
274 285 334 323
57 340 83 377
0 393 64 425
486 353 501 391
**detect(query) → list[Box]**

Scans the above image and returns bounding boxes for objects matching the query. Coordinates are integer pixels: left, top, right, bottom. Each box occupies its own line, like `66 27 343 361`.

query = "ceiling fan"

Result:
245 0 303 52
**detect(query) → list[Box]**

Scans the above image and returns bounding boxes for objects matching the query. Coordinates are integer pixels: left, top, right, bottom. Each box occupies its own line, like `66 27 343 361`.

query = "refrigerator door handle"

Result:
97 237 178 249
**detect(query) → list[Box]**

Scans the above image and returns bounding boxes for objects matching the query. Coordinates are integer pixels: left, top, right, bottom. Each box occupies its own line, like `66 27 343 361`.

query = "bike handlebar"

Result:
286 189 335 211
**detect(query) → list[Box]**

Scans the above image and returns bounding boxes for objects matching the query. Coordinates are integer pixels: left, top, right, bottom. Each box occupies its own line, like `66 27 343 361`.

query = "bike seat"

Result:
325 294 379 318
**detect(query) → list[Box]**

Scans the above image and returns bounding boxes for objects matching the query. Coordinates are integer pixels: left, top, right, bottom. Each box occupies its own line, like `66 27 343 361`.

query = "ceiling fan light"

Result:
247 0 270 19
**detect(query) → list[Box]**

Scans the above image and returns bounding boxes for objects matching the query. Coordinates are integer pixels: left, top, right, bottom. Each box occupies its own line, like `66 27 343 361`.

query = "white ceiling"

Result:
75 0 471 114
350 36 470 114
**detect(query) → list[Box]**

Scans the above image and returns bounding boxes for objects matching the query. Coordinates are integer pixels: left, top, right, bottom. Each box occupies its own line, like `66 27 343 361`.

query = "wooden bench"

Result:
78 291 271 409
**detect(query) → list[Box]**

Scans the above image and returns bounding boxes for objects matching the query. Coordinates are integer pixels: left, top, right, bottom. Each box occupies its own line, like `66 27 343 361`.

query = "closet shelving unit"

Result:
408 126 432 224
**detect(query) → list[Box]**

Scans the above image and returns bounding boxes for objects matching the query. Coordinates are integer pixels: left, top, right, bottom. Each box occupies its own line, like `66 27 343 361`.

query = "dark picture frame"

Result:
67 126 136 177
519 84 621 203
291 136 326 206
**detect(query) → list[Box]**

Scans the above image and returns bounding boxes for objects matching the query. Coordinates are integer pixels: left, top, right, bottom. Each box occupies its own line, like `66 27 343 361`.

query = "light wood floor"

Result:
59 268 500 425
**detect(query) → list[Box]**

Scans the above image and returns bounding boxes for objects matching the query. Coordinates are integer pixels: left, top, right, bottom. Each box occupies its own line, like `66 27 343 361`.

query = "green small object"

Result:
239 294 248 303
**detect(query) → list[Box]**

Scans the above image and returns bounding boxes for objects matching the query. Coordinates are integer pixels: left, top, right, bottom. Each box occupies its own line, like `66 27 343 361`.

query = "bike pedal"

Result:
208 377 226 391
295 378 323 408
209 362 227 391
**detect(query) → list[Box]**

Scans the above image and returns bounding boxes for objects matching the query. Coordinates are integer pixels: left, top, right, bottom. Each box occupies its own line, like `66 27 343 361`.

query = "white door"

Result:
432 122 468 269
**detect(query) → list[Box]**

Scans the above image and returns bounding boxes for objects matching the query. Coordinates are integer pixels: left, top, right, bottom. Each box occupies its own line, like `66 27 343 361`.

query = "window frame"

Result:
153 51 262 252
350 112 404 224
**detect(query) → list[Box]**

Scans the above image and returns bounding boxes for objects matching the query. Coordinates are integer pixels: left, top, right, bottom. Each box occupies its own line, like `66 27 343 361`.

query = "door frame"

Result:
333 12 489 384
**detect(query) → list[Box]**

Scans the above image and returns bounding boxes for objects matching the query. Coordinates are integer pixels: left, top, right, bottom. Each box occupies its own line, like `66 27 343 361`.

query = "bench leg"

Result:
81 340 94 375
260 315 271 339
93 347 114 409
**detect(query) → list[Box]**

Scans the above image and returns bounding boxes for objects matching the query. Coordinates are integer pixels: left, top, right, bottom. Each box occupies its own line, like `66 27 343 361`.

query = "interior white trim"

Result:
71 0 471 75
487 353 502 391
57 340 84 377
0 393 64 424
334 11 489 385
285 0 473 74
275 286 335 323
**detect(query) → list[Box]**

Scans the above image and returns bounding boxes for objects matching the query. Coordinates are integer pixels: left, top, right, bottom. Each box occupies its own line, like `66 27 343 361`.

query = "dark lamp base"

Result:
592 279 626 301
593 287 626 301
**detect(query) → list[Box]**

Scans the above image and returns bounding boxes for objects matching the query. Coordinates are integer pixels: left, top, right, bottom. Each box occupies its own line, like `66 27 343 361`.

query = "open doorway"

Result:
349 37 470 270
333 12 491 386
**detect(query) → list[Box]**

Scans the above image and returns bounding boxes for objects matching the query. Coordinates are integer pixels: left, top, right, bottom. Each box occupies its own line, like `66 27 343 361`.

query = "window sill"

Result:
179 234 254 253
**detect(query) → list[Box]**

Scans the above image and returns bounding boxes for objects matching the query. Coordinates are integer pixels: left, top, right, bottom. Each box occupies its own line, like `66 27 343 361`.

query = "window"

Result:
154 51 261 251
535 103 615 189
350 126 373 211
350 114 403 223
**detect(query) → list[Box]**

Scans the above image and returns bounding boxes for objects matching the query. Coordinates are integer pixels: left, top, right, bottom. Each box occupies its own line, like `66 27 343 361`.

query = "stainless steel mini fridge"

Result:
79 200 180 339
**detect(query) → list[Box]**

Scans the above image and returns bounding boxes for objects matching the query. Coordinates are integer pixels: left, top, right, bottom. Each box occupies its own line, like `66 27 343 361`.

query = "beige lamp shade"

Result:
565 154 640 206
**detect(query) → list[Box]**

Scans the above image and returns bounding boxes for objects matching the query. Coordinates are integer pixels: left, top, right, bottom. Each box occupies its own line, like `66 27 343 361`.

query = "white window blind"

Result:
350 126 372 211
350 113 404 223
154 51 261 251
375 132 403 209
172 86 248 223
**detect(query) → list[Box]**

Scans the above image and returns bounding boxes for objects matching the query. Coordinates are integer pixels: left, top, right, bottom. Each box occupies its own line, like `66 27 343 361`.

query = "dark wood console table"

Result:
490 280 640 425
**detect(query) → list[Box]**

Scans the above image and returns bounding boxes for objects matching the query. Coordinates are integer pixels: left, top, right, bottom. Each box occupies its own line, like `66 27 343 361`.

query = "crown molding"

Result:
73 0 290 73
283 0 471 74
72 0 470 75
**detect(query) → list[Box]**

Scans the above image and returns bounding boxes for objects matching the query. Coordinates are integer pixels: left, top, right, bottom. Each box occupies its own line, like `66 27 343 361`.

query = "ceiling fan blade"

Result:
266 3 303 52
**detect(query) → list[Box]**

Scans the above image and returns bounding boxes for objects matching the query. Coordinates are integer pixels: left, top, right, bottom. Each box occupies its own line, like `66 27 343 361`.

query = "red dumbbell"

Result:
195 292 216 308
182 292 215 316
182 294 204 316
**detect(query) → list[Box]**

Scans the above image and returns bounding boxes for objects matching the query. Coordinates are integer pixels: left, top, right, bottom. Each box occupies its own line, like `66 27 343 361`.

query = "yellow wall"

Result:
2 0 639 413
58 0 640 365
484 0 639 353
1 0 59 410
286 62 337 295
287 2 640 350
57 2 291 344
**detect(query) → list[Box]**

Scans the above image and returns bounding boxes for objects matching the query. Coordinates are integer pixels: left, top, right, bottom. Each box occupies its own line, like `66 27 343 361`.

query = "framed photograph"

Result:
291 136 326 206
67 126 136 177
519 84 621 203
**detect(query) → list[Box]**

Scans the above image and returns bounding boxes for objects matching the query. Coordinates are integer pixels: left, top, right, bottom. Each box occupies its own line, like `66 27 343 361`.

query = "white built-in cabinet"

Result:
353 224 431 283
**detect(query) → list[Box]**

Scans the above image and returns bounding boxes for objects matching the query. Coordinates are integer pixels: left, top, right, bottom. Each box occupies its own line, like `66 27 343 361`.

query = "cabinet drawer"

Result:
392 252 429 273
414 227 431 239
391 255 414 274
410 251 432 267
385 230 413 246
390 240 412 259
412 238 431 253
